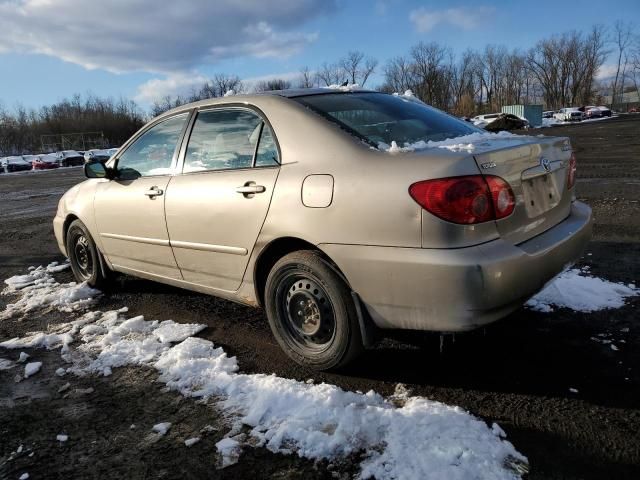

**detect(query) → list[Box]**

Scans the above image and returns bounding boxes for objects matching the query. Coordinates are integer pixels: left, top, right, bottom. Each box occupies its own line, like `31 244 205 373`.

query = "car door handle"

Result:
144 186 164 197
236 185 266 194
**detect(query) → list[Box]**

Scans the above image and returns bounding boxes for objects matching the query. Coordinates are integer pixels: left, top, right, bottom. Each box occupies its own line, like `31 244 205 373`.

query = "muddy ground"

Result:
0 115 639 479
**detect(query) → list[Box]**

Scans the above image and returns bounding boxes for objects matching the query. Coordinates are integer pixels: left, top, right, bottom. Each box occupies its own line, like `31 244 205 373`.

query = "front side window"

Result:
293 92 481 149
184 109 264 173
116 113 188 179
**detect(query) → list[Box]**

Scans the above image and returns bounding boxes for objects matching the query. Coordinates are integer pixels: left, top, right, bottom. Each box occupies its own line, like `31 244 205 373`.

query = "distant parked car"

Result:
471 113 502 127
84 149 113 163
483 113 529 132
57 150 85 167
629 107 639 113
1 155 32 173
543 110 555 119
584 106 602 119
554 108 584 122
54 89 592 369
31 153 60 170
596 106 612 117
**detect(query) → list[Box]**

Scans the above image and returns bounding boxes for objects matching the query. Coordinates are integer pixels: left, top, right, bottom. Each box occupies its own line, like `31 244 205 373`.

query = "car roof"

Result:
158 88 379 119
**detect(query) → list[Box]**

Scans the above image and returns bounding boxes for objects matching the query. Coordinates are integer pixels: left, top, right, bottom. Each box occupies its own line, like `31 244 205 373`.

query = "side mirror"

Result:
84 160 110 179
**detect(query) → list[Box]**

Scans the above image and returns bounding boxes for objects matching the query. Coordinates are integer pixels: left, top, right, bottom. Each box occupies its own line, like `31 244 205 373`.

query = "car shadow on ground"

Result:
343 304 637 407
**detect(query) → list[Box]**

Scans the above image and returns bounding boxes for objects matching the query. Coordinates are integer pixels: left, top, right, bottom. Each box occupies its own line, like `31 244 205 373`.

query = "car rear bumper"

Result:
320 201 592 332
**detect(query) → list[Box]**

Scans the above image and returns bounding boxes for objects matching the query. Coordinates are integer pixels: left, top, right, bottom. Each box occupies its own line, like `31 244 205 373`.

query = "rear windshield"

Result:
292 92 480 148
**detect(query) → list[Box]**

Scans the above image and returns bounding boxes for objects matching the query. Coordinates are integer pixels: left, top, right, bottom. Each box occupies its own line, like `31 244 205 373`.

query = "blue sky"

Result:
0 0 637 110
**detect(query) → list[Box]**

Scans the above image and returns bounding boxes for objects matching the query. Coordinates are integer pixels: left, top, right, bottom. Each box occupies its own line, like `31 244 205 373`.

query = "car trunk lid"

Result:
472 135 573 245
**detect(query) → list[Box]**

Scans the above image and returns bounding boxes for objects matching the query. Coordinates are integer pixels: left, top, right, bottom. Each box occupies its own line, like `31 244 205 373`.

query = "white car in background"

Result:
554 108 584 122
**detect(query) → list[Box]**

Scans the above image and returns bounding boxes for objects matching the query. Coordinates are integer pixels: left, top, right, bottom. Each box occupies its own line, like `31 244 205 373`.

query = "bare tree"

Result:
382 55 415 93
253 78 292 92
315 61 345 86
338 51 378 86
298 66 315 88
611 20 634 106
409 42 451 109
201 74 244 98
527 28 607 109
627 36 640 103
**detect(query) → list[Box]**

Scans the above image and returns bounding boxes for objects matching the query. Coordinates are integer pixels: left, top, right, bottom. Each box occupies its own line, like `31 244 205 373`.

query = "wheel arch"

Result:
253 236 351 308
62 213 80 248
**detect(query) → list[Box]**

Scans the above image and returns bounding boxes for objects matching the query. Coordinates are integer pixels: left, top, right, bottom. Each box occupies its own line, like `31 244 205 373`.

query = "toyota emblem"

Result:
541 157 551 172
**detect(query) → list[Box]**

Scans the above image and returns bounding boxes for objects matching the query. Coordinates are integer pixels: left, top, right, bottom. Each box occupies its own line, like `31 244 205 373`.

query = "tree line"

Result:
0 94 145 156
1 20 637 155
151 21 637 117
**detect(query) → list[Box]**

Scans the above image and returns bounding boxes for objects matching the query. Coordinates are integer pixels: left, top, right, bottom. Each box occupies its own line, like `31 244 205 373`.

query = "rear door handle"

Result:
144 186 164 197
236 184 266 194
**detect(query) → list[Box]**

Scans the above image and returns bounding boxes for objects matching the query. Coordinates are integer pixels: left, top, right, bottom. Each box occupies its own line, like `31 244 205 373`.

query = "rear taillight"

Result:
409 175 515 225
567 152 577 189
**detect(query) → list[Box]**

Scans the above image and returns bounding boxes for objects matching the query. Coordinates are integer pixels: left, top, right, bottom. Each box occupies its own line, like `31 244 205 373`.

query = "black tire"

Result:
66 219 110 289
264 250 362 370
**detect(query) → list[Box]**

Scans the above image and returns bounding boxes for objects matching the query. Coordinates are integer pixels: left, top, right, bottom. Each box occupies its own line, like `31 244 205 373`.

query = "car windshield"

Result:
292 92 480 148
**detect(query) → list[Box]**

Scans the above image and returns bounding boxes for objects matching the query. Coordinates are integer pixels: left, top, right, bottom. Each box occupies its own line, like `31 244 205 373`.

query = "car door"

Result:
94 112 190 279
165 107 280 291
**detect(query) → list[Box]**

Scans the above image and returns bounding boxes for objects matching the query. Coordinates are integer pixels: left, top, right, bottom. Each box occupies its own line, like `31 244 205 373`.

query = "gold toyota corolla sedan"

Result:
54 89 592 369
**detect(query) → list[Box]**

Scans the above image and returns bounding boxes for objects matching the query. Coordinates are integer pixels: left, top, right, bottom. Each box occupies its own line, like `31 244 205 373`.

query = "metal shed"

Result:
501 104 543 127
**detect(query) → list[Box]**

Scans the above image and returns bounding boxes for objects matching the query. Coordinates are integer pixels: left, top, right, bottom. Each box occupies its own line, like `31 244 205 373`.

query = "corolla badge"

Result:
540 157 551 172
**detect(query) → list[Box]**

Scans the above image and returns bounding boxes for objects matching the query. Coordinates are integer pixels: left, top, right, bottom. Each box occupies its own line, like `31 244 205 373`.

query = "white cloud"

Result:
409 7 493 33
134 73 209 105
0 0 334 74
596 64 619 80
135 70 305 106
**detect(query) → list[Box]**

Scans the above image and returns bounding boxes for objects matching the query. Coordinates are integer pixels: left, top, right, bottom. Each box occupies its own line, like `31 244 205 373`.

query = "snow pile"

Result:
392 89 415 98
1 262 100 320
0 358 14 370
216 437 242 468
0 265 527 479
223 90 235 97
527 268 638 313
322 83 365 92
5 309 525 479
380 130 520 154
24 361 42 378
184 437 200 447
152 422 172 436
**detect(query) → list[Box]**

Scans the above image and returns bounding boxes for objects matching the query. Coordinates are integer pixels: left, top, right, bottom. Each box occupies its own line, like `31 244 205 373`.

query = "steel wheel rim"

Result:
280 274 336 351
73 234 93 280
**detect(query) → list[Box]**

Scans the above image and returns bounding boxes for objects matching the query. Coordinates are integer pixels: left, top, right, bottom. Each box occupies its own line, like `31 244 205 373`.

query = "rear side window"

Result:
293 92 480 148
184 109 264 173
254 124 279 167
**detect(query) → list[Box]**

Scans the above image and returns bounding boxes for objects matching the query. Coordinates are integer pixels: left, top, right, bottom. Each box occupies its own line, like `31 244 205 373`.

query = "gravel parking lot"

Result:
1 115 639 479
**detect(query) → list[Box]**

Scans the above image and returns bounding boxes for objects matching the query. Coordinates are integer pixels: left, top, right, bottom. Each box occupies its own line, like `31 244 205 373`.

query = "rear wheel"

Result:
66 219 110 288
264 250 362 370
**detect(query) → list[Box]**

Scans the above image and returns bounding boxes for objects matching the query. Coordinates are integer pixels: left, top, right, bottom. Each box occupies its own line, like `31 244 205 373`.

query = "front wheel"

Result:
66 219 110 289
264 250 362 370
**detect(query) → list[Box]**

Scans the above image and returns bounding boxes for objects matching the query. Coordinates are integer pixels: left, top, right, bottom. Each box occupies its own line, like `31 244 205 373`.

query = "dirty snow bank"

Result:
158 336 526 479
379 130 522 153
1 262 99 320
527 268 638 313
0 267 526 479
